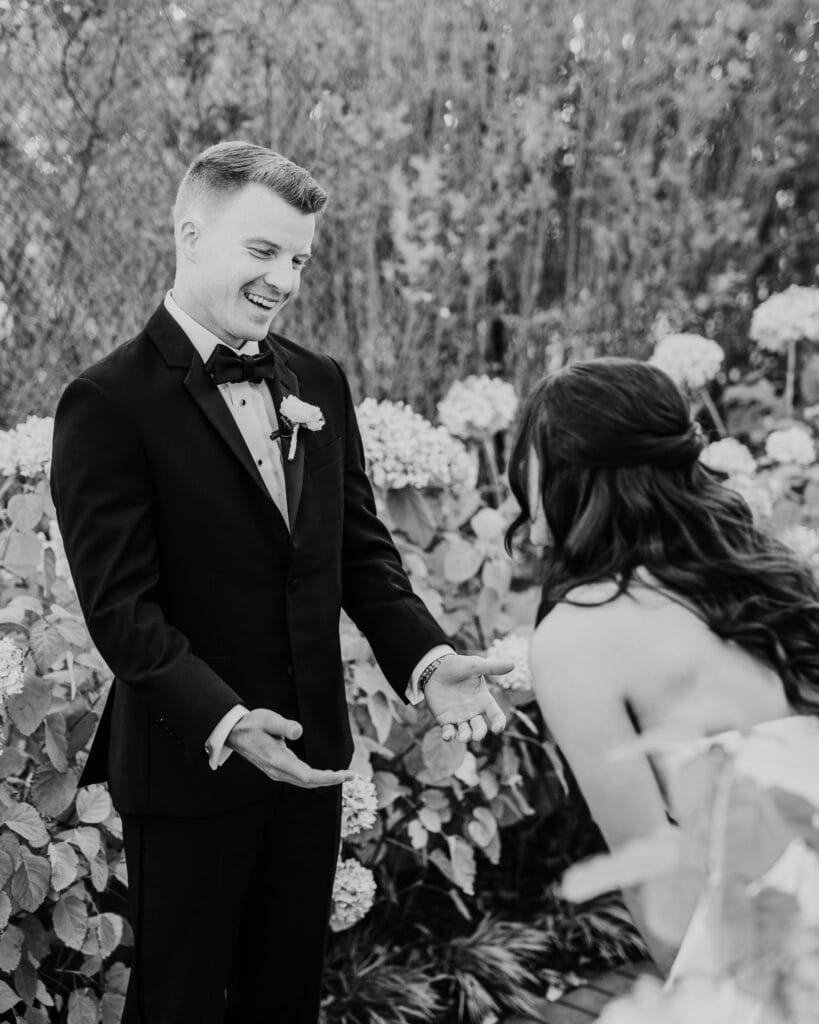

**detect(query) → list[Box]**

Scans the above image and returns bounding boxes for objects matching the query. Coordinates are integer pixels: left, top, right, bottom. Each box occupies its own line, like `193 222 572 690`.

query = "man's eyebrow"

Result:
244 237 312 258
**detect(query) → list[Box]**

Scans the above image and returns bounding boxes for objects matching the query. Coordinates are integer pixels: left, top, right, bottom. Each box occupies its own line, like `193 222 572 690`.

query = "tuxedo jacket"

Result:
51 303 446 817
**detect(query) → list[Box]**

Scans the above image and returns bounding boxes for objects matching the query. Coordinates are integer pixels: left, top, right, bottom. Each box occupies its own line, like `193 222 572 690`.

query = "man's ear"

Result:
176 216 202 263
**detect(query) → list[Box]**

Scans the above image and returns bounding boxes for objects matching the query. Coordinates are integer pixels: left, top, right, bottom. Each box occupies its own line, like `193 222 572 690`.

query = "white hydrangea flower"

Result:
765 426 816 467
750 285 819 354
699 438 756 477
649 334 724 390
724 473 773 521
0 636 25 702
0 415 55 478
341 775 378 839
437 375 519 440
330 857 377 932
356 398 475 491
486 633 533 691
779 525 819 564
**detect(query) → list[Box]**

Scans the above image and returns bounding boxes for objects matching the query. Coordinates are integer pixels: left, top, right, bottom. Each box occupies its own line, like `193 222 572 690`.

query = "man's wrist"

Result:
417 652 456 695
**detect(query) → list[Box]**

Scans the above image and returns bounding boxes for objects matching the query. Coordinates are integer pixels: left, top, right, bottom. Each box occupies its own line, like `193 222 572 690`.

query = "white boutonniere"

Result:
279 395 325 461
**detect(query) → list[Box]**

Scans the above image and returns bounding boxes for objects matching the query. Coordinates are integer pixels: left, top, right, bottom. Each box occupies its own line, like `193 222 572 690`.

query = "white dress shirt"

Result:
163 292 452 769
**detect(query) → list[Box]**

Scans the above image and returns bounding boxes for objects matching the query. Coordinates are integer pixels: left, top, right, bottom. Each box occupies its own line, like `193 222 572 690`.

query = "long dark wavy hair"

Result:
506 357 819 714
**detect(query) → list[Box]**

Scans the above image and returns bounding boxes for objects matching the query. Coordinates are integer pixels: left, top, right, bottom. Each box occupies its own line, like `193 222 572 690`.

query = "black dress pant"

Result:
121 784 342 1024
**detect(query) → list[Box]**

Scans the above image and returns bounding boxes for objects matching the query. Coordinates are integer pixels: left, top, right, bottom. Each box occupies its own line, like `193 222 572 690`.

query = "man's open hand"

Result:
423 654 513 742
226 709 353 788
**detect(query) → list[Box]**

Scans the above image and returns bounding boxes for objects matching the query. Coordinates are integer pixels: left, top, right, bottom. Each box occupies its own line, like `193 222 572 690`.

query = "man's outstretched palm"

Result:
424 654 513 742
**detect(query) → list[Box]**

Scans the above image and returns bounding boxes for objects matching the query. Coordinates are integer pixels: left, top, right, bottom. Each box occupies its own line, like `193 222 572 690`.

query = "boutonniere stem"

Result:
278 396 325 461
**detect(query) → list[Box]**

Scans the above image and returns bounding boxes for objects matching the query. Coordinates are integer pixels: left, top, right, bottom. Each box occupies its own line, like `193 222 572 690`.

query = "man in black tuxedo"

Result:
51 142 511 1023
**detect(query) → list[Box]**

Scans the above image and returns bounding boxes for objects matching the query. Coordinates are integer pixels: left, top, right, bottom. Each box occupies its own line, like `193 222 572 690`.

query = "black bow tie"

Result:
204 345 277 385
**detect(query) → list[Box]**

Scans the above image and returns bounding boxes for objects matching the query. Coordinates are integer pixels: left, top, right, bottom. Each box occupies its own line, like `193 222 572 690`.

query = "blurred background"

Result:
2 0 818 425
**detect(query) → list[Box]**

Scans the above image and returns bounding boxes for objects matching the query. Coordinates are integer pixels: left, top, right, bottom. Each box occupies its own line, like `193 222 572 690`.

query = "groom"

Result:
50 141 511 1023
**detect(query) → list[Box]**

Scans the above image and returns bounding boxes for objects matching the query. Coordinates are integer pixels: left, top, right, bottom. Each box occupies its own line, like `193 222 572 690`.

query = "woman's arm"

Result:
529 606 680 971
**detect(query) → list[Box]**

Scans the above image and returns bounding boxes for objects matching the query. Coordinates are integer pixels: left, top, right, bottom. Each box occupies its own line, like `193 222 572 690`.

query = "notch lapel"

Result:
267 350 305 532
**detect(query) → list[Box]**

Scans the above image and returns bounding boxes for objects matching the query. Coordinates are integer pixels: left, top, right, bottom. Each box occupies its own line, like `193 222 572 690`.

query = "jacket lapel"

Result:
266 343 304 531
147 304 281 512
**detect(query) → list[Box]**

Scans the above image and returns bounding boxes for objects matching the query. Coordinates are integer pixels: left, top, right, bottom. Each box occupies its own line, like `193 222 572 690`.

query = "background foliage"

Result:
1 0 819 423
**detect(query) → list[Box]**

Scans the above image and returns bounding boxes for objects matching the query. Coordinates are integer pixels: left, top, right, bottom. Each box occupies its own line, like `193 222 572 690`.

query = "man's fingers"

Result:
486 699 507 734
259 709 303 742
474 657 516 678
441 723 457 742
457 721 472 743
469 715 488 742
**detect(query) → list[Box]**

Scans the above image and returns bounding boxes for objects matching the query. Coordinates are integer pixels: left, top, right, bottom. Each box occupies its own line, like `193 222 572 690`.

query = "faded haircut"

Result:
173 141 328 223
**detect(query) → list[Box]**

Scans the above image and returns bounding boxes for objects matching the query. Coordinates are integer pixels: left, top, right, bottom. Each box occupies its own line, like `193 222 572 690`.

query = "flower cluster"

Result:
330 857 377 932
765 426 816 467
649 334 724 390
486 633 533 691
356 398 475 491
699 438 756 477
779 525 819 566
750 285 819 353
437 375 518 441
0 415 55 479
341 775 378 839
0 635 25 703
724 474 772 522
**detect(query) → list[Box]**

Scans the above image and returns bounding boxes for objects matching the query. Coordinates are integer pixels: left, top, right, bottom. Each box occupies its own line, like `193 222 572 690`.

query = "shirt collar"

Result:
163 291 260 361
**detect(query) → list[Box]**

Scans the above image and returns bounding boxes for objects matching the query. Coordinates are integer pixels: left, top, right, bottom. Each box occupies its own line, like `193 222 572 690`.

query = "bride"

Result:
505 357 819 988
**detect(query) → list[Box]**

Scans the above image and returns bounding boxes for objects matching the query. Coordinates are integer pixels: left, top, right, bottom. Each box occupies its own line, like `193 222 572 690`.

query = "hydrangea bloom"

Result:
341 775 378 839
437 375 518 440
699 438 756 477
750 285 819 354
650 334 724 390
486 633 533 691
779 525 819 564
330 857 377 932
0 415 54 478
0 636 25 702
765 426 816 467
356 398 475 491
724 474 772 521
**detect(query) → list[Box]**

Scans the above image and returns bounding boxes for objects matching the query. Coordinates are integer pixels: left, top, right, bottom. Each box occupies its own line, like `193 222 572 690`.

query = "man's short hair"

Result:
173 141 328 223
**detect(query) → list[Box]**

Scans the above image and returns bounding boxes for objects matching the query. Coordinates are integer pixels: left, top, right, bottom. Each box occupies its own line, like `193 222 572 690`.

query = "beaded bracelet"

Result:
417 652 456 695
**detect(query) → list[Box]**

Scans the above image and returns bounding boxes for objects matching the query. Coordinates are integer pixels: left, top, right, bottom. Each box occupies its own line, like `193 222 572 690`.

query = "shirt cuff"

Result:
406 645 455 705
205 705 249 770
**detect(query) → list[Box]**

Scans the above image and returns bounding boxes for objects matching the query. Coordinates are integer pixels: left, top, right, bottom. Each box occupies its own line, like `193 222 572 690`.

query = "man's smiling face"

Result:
177 183 316 347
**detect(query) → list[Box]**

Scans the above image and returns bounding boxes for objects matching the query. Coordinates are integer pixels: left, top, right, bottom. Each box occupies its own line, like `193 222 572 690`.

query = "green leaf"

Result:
24 1006 50 1024
0 980 21 1013
67 989 99 1024
421 729 466 782
52 892 89 950
54 618 88 648
31 765 78 818
417 807 443 833
6 678 51 736
14 957 37 1006
365 692 394 746
7 494 44 532
0 892 11 932
10 849 50 911
101 993 126 1024
0 848 15 887
466 807 499 849
0 746 28 780
372 771 406 809
445 834 476 895
84 913 124 958
386 487 437 548
67 711 99 758
29 620 68 671
2 532 43 574
2 802 49 847
44 712 69 773
0 924 23 972
470 507 505 542
49 841 80 891
89 848 109 893
408 819 428 849
76 787 113 825
68 826 101 862
104 961 130 995
442 535 484 584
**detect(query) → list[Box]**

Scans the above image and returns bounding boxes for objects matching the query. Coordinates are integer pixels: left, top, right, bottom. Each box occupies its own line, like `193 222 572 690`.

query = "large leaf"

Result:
52 892 89 950
14 957 37 1006
67 989 99 1024
421 730 466 781
5 678 51 736
446 834 476 895
10 849 51 912
49 841 80 891
0 848 15 887
442 535 484 584
101 993 126 1024
84 913 124 958
89 849 109 893
2 532 43 574
372 771 407 810
29 620 69 671
0 924 23 972
386 487 437 548
0 746 28 780
0 981 21 1013
69 826 101 862
7 493 44 532
67 711 99 758
2 803 49 847
44 712 69 773
31 765 78 818
76 787 113 825
0 892 11 932
365 692 394 746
